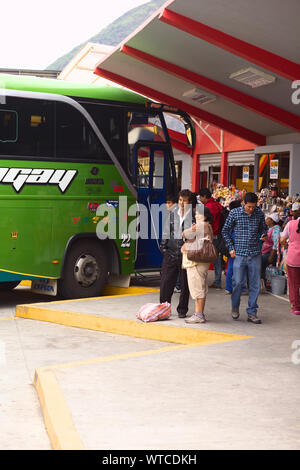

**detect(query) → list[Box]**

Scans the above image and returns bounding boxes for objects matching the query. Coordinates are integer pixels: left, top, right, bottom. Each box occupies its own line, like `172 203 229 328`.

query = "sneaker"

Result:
225 290 231 295
174 287 181 293
291 309 300 315
247 314 262 324
231 309 240 320
185 313 206 324
210 284 222 290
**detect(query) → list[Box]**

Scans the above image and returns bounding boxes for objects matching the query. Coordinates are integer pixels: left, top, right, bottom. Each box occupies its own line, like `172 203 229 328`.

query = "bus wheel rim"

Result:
74 254 99 287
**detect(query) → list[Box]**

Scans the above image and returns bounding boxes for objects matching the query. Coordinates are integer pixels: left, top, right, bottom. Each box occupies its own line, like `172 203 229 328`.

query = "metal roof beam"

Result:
94 67 266 145
159 8 300 82
121 45 300 133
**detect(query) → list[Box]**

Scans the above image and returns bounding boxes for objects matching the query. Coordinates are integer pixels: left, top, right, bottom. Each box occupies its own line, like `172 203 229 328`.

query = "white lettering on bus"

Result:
0 168 77 193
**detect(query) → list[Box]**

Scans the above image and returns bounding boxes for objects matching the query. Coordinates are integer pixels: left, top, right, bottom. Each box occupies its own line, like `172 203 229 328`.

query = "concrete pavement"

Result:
0 274 300 450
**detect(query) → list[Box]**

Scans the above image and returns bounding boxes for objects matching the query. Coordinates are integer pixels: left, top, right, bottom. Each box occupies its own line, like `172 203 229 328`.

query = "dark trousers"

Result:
160 252 190 316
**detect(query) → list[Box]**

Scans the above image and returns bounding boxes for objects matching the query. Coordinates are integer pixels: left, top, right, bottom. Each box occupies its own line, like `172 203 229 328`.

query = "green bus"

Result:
0 73 193 298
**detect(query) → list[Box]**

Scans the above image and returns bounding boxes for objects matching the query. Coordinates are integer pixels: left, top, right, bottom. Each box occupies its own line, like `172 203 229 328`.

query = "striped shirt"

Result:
222 206 267 257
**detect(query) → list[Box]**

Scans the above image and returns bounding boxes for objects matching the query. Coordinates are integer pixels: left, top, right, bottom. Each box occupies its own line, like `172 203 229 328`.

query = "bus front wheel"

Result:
58 240 108 299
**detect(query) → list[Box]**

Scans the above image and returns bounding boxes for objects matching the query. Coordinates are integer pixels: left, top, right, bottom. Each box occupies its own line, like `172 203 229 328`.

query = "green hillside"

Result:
47 0 165 71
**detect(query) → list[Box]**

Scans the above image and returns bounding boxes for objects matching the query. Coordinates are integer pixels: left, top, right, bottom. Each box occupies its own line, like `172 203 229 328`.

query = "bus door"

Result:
133 143 169 270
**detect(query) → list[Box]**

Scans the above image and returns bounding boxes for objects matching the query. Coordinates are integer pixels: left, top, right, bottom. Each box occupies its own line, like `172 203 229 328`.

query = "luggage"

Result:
136 302 171 322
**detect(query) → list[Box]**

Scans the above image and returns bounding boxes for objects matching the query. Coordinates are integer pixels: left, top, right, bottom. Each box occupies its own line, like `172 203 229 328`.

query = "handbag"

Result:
186 236 218 263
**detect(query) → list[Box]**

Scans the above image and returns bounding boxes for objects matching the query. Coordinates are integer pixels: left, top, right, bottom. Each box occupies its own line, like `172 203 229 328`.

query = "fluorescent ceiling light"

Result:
183 88 216 105
229 67 276 88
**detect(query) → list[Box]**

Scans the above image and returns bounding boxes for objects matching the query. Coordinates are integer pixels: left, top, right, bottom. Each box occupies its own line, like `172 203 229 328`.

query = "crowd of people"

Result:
159 189 300 324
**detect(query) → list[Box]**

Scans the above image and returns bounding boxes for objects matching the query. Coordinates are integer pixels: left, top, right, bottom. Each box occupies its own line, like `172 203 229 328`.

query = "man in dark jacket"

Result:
160 189 194 318
199 188 223 289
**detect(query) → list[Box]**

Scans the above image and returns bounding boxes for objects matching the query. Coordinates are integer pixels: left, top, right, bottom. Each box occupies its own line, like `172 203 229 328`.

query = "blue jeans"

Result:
232 254 262 315
226 256 247 293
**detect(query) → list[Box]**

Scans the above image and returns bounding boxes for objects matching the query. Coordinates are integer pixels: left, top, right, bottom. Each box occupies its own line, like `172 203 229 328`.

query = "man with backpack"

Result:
199 188 224 289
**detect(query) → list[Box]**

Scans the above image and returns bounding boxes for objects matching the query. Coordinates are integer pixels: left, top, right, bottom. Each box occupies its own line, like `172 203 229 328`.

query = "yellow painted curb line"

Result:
34 344 192 451
16 304 250 345
33 368 84 450
102 285 160 296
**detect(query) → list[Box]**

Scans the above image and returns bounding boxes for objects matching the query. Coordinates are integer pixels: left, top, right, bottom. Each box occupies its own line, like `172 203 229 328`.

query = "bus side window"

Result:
0 97 54 158
55 102 111 162
81 103 124 165
0 110 18 143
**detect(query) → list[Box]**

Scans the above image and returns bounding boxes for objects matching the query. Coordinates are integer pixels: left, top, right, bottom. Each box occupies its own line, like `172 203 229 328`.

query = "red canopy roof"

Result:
94 0 300 146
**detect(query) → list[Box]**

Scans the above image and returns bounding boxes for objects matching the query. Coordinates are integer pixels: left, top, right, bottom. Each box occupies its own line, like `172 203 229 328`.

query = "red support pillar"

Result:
191 150 200 193
231 165 237 186
221 152 228 186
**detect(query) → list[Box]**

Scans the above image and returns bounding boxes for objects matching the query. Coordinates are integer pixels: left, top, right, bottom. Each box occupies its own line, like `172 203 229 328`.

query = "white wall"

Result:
290 144 300 196
266 133 300 145
174 152 192 190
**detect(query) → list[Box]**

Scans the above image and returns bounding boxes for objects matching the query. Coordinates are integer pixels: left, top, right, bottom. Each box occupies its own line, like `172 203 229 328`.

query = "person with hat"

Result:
291 202 300 220
280 206 300 315
261 212 281 290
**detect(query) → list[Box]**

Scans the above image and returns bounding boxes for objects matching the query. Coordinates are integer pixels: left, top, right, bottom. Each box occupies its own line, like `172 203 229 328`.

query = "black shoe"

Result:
231 309 240 320
247 314 262 324
178 313 187 318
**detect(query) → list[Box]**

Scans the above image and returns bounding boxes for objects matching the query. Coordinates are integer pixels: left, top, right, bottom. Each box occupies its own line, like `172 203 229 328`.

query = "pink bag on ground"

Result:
136 302 171 322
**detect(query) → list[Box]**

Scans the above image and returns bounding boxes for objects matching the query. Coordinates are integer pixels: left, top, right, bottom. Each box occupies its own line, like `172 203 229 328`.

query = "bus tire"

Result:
58 240 108 299
0 281 20 291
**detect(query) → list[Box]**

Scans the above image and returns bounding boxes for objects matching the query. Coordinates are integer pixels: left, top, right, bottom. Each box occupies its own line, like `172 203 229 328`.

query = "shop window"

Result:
209 166 221 191
258 152 289 196
229 165 254 191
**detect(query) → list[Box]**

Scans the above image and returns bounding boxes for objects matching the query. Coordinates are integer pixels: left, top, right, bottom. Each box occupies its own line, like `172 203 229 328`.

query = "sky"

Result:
0 0 148 69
